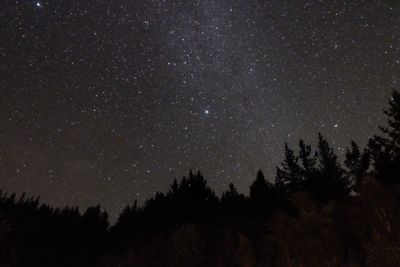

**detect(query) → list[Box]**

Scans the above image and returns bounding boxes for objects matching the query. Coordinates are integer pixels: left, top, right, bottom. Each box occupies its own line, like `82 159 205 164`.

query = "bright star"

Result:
36 2 42 7
205 110 209 114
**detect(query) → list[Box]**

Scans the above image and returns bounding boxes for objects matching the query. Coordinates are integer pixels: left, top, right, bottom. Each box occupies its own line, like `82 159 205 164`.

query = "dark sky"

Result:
0 0 399 219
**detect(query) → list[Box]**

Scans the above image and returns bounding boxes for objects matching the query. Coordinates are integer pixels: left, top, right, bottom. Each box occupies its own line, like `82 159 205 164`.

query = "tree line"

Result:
1 91 400 266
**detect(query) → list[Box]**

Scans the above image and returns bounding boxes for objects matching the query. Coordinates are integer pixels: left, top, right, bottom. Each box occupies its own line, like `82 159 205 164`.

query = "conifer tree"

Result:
345 141 370 190
221 183 240 202
299 140 317 176
221 183 246 211
276 143 303 193
368 91 400 184
250 170 278 205
306 134 350 202
250 170 268 203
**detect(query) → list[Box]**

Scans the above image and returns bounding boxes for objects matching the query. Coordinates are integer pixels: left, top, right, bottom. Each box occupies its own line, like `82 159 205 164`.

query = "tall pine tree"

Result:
306 134 350 202
276 143 303 193
345 141 370 191
368 91 400 185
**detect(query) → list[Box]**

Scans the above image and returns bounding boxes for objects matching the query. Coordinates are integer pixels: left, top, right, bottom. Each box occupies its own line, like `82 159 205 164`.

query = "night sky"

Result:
0 1 399 219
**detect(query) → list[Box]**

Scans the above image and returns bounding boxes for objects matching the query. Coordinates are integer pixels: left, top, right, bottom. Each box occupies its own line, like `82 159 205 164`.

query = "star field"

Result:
0 1 399 219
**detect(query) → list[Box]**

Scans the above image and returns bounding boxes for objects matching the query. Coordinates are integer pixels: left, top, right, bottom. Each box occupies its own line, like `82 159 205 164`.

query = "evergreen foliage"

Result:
369 91 400 184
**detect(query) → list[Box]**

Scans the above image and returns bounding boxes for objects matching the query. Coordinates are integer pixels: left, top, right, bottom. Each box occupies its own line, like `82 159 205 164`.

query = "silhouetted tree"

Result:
169 170 217 206
250 170 277 204
166 170 218 222
306 134 350 202
82 205 109 255
276 143 303 193
250 170 264 202
275 136 350 202
298 139 318 178
345 141 370 191
112 200 139 246
369 90 400 185
221 183 246 209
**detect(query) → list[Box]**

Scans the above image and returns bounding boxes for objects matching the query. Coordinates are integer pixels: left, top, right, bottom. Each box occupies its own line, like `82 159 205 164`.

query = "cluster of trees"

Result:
0 193 109 267
1 91 400 267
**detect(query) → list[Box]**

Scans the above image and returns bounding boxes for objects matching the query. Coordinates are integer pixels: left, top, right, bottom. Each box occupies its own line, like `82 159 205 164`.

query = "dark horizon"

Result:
0 87 399 266
1 1 398 221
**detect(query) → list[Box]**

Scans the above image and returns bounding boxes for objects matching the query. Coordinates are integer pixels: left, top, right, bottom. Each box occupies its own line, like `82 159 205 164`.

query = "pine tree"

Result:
250 170 278 205
221 183 246 210
368 91 400 185
250 170 268 203
221 183 240 202
275 143 303 193
299 140 317 175
170 178 179 195
306 134 350 202
381 91 400 144
345 141 370 191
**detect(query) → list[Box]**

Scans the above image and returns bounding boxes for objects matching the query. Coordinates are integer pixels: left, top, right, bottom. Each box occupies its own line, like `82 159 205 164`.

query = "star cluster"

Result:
0 1 399 219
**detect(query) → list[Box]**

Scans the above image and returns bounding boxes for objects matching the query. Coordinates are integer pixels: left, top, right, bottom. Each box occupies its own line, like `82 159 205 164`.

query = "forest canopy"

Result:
1 91 400 267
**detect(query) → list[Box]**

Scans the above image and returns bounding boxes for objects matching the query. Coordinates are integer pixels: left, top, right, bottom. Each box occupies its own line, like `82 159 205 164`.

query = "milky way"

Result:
0 1 399 219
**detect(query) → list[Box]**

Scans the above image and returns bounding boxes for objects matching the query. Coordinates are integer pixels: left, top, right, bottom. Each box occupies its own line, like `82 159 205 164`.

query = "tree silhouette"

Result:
345 141 370 191
250 170 276 204
221 183 246 209
298 139 318 178
369 90 400 185
275 135 350 202
306 134 350 202
276 143 303 193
